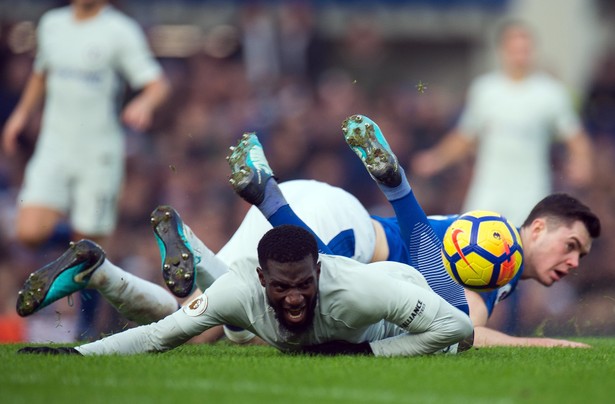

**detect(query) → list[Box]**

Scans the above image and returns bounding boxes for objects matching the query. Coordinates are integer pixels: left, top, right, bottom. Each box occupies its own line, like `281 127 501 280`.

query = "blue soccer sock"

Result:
38 221 72 252
385 173 470 315
376 168 412 202
256 179 288 219
258 179 332 255
268 205 332 254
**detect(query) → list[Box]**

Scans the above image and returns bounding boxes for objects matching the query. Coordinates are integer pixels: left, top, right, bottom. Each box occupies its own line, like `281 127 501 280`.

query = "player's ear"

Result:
531 218 546 239
256 267 266 287
315 261 321 279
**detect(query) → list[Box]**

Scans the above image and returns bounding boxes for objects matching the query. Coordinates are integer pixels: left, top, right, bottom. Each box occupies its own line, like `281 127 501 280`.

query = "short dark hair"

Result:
257 225 319 270
522 193 601 238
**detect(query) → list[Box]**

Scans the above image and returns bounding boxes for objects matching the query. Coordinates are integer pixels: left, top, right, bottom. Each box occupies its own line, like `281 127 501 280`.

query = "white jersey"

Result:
34 5 161 157
77 255 473 357
215 180 376 277
457 71 582 225
18 5 163 235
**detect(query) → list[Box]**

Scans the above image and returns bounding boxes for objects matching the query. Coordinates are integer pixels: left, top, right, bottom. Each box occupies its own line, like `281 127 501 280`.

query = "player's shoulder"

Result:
318 255 370 290
39 6 71 26
318 255 417 294
471 71 502 88
528 72 569 96
100 6 145 34
317 255 376 307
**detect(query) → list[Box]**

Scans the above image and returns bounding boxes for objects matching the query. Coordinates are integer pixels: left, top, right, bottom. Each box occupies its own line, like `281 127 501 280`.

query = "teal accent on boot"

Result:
16 240 105 317
151 205 198 298
227 132 274 205
342 114 401 187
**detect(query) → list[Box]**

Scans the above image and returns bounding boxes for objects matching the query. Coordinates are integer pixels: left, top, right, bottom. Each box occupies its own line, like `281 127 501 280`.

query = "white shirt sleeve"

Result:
76 273 250 355
113 18 162 89
326 260 473 357
550 83 583 140
456 78 484 139
369 300 473 357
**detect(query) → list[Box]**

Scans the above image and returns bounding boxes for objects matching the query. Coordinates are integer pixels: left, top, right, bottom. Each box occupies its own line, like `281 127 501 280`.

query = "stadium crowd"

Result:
1 1 615 342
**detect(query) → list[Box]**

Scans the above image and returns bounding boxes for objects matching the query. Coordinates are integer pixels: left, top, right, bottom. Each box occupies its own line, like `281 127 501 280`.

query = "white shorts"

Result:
18 144 124 236
216 180 376 268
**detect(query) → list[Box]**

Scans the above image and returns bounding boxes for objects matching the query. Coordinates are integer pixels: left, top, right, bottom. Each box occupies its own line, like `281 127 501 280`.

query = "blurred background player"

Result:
1 0 170 340
410 20 597 335
411 19 594 227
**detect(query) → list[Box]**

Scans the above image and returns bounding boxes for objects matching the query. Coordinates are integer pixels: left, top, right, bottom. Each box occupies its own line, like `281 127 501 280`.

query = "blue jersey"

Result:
371 215 523 316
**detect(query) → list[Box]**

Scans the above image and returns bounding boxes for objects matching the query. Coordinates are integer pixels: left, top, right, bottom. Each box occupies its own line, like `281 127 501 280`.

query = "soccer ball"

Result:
441 210 523 291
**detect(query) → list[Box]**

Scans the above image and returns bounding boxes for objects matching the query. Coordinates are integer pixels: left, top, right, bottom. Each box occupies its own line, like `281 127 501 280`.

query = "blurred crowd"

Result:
1 1 615 342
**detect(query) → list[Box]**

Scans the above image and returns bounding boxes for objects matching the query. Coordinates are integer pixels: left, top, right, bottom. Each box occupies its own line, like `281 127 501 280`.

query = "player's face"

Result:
258 256 321 334
527 219 592 286
500 26 534 73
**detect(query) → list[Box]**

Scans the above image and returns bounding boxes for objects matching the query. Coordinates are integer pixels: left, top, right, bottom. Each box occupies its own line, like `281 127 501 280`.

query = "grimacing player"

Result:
18 224 473 357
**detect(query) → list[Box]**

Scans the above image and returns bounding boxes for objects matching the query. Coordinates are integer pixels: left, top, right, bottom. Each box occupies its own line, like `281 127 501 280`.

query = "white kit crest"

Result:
183 295 208 317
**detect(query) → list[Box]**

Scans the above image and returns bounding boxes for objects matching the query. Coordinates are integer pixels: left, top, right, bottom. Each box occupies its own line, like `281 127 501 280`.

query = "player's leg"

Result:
226 132 333 254
15 152 71 248
15 206 65 247
71 149 125 339
16 240 179 325
343 114 469 314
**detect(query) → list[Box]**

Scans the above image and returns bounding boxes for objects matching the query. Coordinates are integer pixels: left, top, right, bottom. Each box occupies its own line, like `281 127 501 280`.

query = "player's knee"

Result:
15 227 51 248
15 210 62 248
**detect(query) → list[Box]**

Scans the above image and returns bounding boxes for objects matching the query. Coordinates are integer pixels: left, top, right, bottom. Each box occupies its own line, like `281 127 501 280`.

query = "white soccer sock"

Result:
182 224 229 292
89 259 179 325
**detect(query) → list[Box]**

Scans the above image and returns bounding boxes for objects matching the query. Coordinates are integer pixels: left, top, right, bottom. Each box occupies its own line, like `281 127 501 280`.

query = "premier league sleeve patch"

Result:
183 295 208 317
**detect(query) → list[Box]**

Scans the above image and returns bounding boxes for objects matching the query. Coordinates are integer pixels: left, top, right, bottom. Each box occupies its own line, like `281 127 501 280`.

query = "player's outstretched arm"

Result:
466 290 590 348
473 326 590 348
411 130 474 178
2 72 46 156
122 76 170 133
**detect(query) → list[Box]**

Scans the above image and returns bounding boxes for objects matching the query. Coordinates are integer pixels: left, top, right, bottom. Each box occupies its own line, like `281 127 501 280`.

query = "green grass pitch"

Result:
2 338 614 403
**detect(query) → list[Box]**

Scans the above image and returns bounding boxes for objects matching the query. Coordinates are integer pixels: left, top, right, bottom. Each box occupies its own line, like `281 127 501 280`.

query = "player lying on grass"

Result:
18 224 473 357
16 116 599 349
221 115 600 348
340 115 600 347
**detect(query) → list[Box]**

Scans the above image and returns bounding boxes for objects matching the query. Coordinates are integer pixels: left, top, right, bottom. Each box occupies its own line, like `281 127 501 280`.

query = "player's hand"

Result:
301 340 373 356
1 110 27 156
18 346 82 355
122 98 153 133
411 150 443 177
565 159 593 189
531 338 591 348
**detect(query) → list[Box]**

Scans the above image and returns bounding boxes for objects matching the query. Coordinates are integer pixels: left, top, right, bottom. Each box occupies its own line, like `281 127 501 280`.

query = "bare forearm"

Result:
413 131 474 177
2 73 46 154
473 326 590 348
434 131 474 168
122 76 170 132
136 76 170 111
13 72 46 117
565 131 594 187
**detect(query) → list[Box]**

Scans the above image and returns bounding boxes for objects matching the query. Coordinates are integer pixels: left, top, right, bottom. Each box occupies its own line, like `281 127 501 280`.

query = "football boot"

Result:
16 240 105 317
